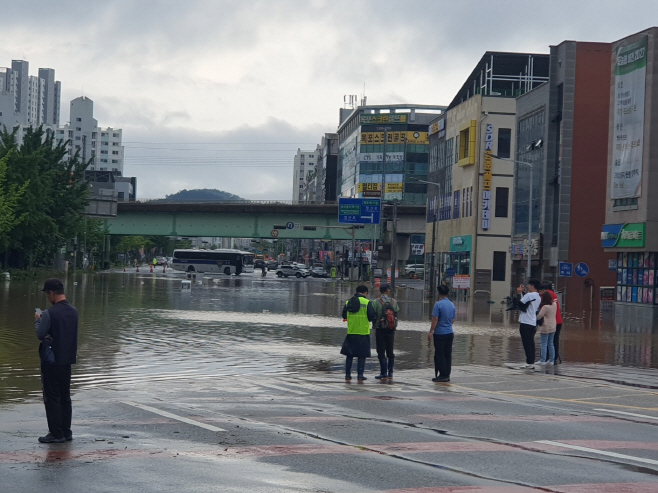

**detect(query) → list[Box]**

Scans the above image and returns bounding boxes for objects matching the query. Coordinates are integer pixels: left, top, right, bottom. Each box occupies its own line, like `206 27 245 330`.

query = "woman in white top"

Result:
536 291 557 364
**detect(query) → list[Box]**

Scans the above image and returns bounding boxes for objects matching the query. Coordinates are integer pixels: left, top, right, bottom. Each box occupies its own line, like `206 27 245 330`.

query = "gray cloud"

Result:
1 1 656 199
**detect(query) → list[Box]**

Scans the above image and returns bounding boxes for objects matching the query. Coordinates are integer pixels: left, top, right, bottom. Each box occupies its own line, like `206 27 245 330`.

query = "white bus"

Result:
172 249 254 275
240 252 255 273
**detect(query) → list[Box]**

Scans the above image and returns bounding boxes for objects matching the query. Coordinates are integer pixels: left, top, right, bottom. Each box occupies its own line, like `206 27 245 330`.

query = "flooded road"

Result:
1 272 657 403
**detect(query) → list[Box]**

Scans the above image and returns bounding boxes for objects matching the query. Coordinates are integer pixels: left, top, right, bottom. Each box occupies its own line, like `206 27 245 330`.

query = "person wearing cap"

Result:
34 279 79 444
372 284 400 379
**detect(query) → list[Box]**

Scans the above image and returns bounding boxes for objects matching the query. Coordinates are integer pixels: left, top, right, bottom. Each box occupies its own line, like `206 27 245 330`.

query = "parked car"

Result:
311 266 328 278
276 265 311 278
404 263 425 278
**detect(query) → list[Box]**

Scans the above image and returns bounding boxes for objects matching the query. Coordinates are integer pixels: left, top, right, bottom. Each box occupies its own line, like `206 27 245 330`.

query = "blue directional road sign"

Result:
558 262 573 277
445 268 456 277
286 222 295 230
338 198 381 224
575 262 590 278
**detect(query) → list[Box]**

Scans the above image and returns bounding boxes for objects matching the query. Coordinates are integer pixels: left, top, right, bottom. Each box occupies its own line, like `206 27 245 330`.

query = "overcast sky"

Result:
1 1 656 200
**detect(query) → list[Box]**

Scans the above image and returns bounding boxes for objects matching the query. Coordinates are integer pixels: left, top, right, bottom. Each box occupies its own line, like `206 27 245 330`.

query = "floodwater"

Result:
1 272 657 403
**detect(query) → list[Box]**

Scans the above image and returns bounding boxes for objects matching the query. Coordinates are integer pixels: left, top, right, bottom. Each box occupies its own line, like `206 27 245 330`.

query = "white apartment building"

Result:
55 97 125 174
292 148 316 203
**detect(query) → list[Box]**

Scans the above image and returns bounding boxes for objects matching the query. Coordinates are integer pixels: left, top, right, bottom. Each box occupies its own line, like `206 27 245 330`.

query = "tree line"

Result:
0 127 94 269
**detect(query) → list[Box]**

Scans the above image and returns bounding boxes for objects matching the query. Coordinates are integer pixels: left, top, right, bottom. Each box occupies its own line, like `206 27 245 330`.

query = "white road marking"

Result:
536 440 658 466
593 408 658 421
122 401 226 432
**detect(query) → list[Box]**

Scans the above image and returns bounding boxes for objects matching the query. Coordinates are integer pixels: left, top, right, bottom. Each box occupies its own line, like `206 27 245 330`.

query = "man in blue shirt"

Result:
428 285 455 382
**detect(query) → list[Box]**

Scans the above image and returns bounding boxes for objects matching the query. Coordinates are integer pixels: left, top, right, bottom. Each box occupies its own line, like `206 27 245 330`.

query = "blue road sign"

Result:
286 222 295 230
558 262 573 277
338 198 381 224
608 259 617 271
575 262 589 277
445 268 456 277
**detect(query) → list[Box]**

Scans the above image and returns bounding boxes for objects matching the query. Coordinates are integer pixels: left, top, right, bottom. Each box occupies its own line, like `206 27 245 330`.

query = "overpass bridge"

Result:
106 201 426 241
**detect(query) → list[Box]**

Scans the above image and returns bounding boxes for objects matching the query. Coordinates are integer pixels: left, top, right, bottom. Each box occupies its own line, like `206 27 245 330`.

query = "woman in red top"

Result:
540 283 563 364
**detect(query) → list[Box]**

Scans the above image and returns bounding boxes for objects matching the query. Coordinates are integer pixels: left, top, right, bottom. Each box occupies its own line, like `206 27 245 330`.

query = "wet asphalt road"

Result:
1 272 658 491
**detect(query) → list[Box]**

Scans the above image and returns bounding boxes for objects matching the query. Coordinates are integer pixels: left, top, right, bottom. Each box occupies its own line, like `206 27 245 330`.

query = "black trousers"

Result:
554 324 562 361
433 333 454 378
41 363 72 439
519 323 537 364
376 329 395 360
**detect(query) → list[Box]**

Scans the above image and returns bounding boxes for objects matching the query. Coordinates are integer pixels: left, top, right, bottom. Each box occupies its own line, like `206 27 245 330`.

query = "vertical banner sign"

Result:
612 36 647 199
482 124 493 230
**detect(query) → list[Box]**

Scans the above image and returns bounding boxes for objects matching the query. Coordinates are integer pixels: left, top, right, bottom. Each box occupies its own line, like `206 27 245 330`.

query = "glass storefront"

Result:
616 252 656 304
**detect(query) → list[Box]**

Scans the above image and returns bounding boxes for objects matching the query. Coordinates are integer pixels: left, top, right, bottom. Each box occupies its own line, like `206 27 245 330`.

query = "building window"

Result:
112 160 118 163
118 192 124 199
495 187 509 217
113 133 119 137
112 151 119 155
101 133 108 137
470 186 473 217
497 128 511 159
101 159 107 163
92 132 97 139
102 141 108 146
112 142 119 146
101 150 108 154
492 251 506 281
75 136 81 140
453 190 460 219
76 117 81 122
75 127 81 131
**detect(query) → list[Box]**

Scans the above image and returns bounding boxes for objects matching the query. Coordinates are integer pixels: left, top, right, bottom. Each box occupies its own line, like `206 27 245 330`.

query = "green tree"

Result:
0 152 29 268
0 127 90 268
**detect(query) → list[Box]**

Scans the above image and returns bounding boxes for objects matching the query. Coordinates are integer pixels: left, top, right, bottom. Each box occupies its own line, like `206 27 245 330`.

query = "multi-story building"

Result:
0 60 61 128
301 133 339 204
602 27 658 319
512 41 615 314
292 148 316 203
337 104 445 205
426 52 549 309
55 97 125 174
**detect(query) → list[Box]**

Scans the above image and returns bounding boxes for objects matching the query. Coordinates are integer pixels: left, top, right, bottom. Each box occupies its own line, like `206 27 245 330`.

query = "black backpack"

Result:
377 298 398 329
346 295 362 313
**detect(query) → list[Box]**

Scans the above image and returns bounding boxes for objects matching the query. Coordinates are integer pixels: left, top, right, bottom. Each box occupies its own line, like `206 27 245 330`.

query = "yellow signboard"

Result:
360 131 429 146
357 182 403 193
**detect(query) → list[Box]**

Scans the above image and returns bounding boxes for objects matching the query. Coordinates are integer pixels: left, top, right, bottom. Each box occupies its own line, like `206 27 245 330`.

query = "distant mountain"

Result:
164 188 244 201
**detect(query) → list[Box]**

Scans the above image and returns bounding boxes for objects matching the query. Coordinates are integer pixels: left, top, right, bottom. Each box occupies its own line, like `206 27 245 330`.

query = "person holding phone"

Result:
34 278 78 444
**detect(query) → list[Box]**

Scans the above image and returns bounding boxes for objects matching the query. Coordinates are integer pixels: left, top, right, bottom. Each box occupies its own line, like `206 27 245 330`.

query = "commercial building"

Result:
426 52 549 307
292 148 316 203
337 104 445 205
602 27 658 318
512 41 615 314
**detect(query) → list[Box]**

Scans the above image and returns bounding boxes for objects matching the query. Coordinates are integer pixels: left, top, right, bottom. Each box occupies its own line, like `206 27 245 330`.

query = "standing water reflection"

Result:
1 272 657 403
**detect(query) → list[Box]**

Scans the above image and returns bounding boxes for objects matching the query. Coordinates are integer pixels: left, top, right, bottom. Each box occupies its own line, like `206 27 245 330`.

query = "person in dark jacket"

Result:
35 278 79 444
372 284 400 379
340 285 377 381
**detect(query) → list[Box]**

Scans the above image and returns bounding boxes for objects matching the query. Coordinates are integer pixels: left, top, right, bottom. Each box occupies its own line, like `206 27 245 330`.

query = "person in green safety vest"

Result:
340 285 377 381
153 257 157 268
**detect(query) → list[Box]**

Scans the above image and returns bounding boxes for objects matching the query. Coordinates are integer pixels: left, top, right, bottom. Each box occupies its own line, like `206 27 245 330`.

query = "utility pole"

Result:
390 199 398 292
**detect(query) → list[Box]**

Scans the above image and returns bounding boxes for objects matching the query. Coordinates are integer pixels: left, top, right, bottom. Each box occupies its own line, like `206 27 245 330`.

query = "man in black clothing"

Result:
35 278 79 444
372 284 400 379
